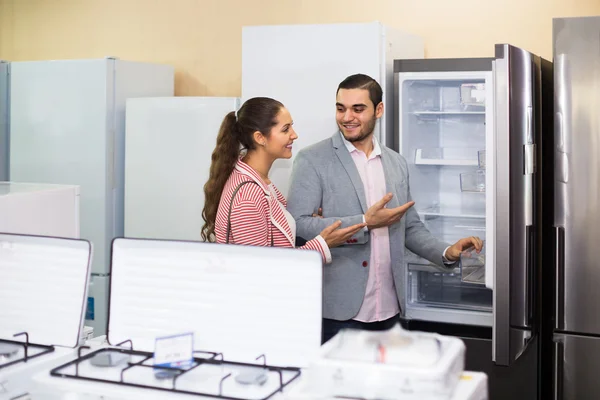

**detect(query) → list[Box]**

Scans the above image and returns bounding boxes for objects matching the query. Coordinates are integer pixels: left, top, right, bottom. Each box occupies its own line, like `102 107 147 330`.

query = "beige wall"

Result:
1 0 599 96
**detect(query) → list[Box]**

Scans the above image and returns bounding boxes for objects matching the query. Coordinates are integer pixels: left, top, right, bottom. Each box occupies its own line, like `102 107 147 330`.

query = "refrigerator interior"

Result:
0 60 8 181
398 72 493 327
124 97 239 241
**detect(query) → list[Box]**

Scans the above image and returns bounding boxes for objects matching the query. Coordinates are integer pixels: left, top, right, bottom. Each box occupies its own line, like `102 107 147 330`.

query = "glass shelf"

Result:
415 147 481 166
411 111 485 115
417 204 485 219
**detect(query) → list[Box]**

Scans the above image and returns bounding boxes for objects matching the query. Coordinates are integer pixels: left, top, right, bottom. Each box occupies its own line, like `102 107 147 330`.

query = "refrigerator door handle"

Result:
554 339 564 400
523 108 535 324
555 226 565 330
526 225 535 323
524 142 535 225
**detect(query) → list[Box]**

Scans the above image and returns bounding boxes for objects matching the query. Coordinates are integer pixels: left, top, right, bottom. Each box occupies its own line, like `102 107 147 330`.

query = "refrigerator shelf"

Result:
405 262 460 275
411 111 485 115
415 148 481 166
422 215 485 245
411 111 486 122
406 260 487 287
417 205 485 219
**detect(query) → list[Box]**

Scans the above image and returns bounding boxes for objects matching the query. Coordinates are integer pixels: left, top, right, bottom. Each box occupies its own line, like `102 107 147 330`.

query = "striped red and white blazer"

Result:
215 160 330 263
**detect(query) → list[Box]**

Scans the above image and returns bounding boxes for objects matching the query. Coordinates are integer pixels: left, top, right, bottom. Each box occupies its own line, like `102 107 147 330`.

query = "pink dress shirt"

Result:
341 134 400 323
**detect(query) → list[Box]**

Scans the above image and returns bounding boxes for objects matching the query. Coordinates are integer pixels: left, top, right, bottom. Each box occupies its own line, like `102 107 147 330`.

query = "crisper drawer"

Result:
406 263 492 327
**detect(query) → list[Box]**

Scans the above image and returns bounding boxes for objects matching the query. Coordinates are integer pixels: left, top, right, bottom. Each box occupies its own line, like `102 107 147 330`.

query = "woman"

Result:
201 97 365 263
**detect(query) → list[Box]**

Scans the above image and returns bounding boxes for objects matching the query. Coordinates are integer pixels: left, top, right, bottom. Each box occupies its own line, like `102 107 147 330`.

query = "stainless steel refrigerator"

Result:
394 44 553 399
552 15 600 400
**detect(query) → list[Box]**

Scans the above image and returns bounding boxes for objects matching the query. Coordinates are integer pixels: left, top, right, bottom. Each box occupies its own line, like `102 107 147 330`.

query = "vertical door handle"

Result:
555 226 565 330
554 339 564 400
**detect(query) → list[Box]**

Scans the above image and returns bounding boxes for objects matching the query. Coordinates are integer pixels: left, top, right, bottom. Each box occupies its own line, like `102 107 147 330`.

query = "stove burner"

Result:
0 343 21 359
89 352 130 368
235 369 268 386
154 367 181 380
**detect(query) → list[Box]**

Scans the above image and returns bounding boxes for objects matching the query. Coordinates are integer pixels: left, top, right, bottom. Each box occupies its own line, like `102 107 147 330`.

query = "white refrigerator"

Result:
9 58 175 336
124 97 239 241
0 182 80 238
0 60 8 181
242 22 424 197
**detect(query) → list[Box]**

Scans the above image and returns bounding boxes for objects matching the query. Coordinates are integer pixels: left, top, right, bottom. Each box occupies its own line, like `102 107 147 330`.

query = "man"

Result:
286 73 483 343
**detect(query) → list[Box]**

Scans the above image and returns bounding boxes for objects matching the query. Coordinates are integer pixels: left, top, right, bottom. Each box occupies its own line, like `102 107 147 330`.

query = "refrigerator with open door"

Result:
394 44 552 400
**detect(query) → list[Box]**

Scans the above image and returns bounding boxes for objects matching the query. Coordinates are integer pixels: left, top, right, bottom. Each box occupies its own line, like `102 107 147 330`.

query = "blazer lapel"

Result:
332 133 368 214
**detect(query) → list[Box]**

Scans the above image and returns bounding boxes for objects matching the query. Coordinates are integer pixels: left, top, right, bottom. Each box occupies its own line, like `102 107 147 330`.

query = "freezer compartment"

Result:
406 215 490 313
407 264 492 313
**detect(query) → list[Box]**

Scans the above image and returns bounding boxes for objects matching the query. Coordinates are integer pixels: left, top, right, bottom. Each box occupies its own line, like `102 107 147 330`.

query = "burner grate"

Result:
50 341 301 400
0 332 55 369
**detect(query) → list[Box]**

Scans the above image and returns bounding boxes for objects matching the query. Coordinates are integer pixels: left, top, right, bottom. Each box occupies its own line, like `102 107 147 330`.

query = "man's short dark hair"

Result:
337 74 383 107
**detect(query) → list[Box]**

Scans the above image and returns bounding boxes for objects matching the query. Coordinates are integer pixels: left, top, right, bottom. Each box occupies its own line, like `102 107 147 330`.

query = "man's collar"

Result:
339 131 381 157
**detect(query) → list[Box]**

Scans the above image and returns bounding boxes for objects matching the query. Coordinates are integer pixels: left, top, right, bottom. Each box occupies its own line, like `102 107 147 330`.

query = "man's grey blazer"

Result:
287 132 450 321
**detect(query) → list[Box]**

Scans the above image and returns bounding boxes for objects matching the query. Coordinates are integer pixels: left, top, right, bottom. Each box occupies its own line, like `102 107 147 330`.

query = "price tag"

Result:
154 332 194 369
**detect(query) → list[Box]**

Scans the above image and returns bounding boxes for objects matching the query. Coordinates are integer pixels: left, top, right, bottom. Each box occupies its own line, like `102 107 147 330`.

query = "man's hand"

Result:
445 236 484 262
320 220 368 248
364 193 415 230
